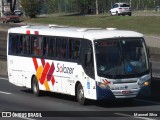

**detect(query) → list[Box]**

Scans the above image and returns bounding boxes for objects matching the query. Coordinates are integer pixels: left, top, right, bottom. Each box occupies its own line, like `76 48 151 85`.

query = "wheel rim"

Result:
33 80 38 94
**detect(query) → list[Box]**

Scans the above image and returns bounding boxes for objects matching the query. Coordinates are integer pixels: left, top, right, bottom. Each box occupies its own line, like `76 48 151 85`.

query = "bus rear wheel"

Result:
32 76 40 96
77 84 87 105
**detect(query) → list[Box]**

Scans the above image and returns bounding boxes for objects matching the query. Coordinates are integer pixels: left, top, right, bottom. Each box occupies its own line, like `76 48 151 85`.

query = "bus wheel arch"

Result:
31 75 40 96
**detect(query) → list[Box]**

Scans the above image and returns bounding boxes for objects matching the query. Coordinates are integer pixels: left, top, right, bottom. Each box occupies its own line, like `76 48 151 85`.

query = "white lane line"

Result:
135 99 160 105
114 113 157 120
0 77 8 81
0 91 12 95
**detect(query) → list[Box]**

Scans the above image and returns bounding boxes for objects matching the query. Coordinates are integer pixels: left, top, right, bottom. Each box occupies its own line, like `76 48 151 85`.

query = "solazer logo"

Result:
56 63 74 74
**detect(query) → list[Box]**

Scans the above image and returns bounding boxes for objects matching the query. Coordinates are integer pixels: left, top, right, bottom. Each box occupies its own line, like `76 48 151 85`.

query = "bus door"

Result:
82 41 95 98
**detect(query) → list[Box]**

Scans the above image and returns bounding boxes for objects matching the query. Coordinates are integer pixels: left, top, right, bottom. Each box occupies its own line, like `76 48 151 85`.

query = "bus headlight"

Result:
139 79 151 87
97 82 110 89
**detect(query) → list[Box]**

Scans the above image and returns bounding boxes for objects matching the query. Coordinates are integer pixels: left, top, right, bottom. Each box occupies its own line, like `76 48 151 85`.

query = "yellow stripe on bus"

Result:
36 66 43 81
44 80 50 91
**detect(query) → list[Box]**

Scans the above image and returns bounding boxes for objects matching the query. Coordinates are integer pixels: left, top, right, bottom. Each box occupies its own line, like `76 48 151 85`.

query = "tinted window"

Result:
43 37 56 57
23 36 30 55
95 38 149 79
120 4 130 7
9 35 19 54
9 34 82 62
113 4 119 8
31 36 43 56
69 39 81 60
56 38 68 59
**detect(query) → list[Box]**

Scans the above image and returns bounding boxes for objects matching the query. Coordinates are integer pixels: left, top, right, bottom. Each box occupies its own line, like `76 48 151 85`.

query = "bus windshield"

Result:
94 38 149 79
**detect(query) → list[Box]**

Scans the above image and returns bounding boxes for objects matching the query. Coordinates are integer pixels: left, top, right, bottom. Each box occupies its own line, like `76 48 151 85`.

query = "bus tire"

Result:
77 83 87 105
32 76 40 96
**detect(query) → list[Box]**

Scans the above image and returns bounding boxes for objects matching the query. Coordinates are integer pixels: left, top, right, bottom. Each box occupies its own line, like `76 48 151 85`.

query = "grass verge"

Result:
24 14 160 36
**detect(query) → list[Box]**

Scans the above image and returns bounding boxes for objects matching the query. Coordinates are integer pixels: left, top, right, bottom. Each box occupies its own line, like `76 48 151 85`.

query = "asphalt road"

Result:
0 77 160 120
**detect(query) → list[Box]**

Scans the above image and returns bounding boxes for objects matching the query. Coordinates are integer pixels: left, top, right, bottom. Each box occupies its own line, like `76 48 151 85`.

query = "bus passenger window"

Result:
18 36 23 54
84 46 93 68
43 37 49 56
9 35 19 54
56 38 67 59
31 36 43 57
69 39 81 60
48 38 55 57
23 36 30 55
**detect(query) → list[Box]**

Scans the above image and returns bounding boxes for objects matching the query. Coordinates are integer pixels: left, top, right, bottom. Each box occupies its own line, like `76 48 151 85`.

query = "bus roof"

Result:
8 25 143 40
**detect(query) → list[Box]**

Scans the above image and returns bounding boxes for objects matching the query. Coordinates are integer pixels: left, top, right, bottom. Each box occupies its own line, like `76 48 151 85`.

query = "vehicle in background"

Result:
110 3 132 16
155 6 160 11
2 12 20 23
14 10 23 16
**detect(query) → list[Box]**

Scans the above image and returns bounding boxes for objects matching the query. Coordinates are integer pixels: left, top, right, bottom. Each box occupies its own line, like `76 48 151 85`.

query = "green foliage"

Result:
45 0 81 13
42 0 160 15
20 0 160 16
21 0 42 18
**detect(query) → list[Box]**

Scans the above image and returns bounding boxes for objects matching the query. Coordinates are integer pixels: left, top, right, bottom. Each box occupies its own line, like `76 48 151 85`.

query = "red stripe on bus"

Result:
41 59 45 67
47 63 55 81
40 63 50 84
34 31 39 35
51 77 55 86
26 30 30 34
32 58 38 71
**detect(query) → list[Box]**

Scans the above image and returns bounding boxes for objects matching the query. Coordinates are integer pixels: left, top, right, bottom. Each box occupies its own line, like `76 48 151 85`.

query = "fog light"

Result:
144 81 150 86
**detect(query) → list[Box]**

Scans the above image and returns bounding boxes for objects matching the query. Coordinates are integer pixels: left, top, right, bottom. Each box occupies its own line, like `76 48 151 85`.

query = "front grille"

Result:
113 79 137 84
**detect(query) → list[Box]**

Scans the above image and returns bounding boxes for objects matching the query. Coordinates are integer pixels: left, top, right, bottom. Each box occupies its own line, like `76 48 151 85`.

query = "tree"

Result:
6 0 17 13
95 0 99 14
21 0 42 18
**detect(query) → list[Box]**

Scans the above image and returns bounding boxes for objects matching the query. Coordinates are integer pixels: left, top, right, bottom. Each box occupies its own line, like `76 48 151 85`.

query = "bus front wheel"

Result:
32 76 40 96
77 84 87 105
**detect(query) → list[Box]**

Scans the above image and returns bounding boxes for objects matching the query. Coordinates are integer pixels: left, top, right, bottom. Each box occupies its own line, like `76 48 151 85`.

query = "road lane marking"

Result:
0 91 11 95
114 113 157 120
0 77 8 81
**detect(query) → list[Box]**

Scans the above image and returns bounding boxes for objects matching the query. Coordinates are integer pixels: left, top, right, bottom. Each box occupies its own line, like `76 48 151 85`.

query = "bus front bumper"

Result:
96 85 151 100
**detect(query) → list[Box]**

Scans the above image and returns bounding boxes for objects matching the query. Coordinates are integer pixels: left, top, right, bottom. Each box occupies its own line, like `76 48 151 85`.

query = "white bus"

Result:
7 25 151 105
